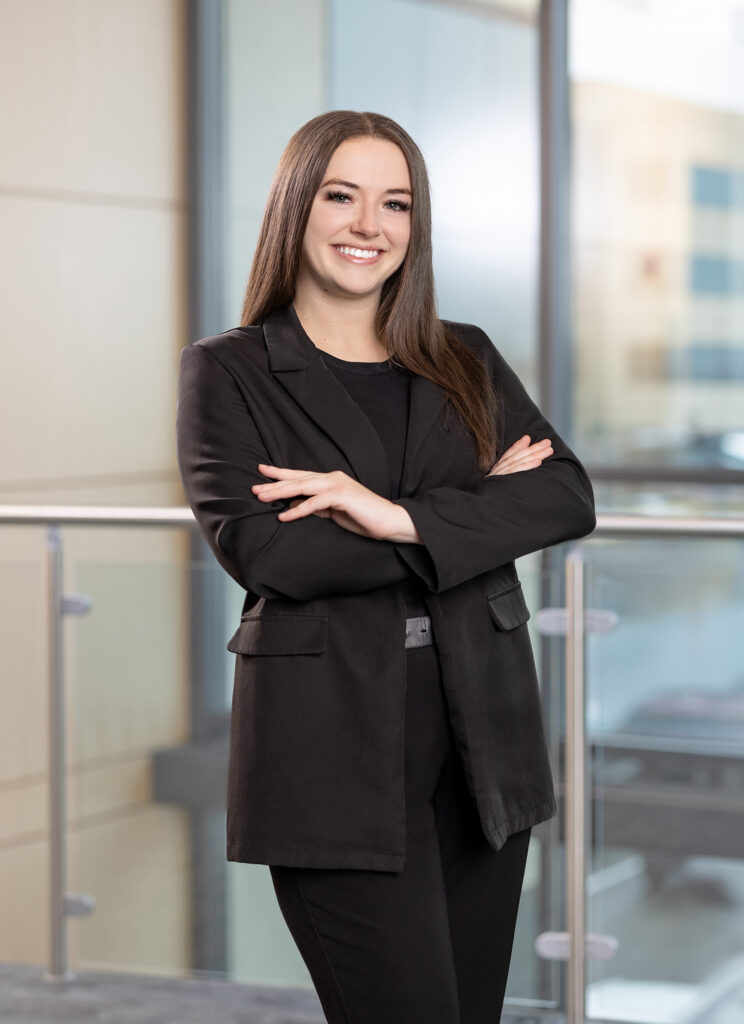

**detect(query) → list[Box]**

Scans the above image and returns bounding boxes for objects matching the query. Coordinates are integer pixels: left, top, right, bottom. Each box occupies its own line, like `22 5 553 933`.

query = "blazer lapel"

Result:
400 374 449 493
262 303 448 498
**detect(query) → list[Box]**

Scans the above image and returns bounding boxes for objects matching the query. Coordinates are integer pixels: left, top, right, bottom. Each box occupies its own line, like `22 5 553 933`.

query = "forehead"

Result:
323 137 411 188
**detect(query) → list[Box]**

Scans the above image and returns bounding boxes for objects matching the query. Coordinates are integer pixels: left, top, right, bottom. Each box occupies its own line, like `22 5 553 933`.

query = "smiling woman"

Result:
176 109 595 1023
295 137 412 338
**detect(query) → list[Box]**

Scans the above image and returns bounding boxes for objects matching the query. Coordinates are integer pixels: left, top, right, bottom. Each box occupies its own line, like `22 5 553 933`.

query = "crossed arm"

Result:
178 344 437 601
176 341 595 602
250 433 553 543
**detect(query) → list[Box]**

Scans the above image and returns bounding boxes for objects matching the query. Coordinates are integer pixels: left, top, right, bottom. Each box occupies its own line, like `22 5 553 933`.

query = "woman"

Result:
176 110 595 1023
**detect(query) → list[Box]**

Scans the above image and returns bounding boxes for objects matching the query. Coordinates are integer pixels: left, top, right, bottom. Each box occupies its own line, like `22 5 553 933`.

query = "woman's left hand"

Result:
251 464 418 542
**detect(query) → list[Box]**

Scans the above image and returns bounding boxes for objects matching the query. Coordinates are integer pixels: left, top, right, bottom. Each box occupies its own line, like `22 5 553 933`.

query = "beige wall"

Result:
0 0 192 969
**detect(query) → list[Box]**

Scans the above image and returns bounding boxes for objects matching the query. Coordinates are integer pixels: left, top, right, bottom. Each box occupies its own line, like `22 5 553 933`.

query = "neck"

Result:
292 282 387 360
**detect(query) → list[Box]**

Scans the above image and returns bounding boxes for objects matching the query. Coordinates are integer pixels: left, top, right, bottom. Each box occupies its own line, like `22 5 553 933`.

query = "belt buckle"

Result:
405 615 432 649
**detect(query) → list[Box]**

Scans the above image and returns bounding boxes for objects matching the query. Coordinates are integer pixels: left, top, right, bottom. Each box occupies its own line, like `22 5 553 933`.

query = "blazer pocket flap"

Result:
487 583 530 631
227 614 328 655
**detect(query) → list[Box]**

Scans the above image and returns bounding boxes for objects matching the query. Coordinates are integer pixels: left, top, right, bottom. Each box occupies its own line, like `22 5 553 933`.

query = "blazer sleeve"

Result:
176 342 421 602
391 328 596 593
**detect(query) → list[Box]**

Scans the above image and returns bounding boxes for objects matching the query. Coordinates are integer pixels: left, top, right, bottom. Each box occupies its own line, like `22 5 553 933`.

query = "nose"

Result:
351 197 381 238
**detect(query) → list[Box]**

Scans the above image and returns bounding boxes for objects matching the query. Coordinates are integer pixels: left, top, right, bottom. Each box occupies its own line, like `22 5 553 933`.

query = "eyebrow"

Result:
319 178 412 196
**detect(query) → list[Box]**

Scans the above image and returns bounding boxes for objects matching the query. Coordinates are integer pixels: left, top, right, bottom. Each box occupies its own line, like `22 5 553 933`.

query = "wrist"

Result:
386 502 423 545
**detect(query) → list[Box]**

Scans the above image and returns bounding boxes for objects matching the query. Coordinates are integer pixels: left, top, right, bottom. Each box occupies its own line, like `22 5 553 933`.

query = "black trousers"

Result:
269 642 532 1024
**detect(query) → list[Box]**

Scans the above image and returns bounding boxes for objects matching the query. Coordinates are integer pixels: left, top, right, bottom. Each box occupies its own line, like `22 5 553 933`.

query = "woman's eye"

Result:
324 191 410 212
385 199 411 212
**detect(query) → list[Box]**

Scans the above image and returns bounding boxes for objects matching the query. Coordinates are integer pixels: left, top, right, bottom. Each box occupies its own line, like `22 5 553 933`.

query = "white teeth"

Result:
335 246 380 259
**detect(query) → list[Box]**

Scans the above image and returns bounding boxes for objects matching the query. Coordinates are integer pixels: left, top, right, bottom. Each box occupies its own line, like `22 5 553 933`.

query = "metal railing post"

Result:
565 545 586 1024
44 525 71 981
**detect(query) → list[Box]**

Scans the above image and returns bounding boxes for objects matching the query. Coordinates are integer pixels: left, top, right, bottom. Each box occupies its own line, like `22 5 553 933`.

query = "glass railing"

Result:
2 505 743 1024
582 530 744 1024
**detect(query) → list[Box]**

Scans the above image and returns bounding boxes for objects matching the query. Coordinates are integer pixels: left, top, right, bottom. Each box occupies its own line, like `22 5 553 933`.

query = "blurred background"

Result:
1 1 743 1022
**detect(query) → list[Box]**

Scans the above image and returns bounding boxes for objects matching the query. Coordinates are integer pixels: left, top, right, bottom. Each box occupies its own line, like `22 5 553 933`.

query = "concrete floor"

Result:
0 963 535 1024
0 962 326 1024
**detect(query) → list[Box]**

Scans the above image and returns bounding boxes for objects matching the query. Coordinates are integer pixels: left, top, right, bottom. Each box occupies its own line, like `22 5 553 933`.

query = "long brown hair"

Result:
240 110 499 471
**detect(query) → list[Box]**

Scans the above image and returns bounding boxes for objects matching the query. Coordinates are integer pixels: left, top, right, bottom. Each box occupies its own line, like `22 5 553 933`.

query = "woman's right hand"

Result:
486 435 553 476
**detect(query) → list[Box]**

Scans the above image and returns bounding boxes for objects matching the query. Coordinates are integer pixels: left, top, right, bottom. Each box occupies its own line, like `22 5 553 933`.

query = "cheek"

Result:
302 208 323 247
307 201 348 242
300 211 333 267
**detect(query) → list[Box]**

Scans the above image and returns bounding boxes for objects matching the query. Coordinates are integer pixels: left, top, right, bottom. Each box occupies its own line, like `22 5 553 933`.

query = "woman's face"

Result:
297 136 412 305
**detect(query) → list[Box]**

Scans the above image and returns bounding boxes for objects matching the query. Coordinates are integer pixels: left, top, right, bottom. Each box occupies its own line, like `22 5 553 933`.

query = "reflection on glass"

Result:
584 537 744 1023
570 0 744 472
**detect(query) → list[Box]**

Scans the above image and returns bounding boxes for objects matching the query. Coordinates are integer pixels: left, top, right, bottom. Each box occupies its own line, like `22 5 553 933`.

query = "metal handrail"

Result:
0 505 194 526
3 506 744 1006
592 513 744 537
2 505 744 535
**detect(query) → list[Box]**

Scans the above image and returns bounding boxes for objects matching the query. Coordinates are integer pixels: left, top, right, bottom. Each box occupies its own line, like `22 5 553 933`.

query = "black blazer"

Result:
176 303 596 871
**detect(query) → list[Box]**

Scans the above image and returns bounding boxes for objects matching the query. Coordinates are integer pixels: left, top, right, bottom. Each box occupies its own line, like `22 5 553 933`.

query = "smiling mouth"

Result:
333 245 383 260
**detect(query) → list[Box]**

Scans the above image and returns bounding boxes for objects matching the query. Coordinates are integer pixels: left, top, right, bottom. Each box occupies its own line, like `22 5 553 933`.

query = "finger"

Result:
251 476 325 499
277 493 331 520
502 454 552 474
256 463 318 480
492 451 551 473
504 442 553 464
497 435 532 460
488 438 551 474
515 443 553 462
501 458 546 474
516 440 551 456
491 449 553 474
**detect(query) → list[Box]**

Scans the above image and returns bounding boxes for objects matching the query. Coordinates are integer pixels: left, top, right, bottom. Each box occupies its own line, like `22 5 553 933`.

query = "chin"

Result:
327 277 385 299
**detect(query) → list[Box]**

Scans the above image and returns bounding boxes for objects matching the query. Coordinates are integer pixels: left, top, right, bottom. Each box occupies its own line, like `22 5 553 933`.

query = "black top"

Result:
319 349 430 620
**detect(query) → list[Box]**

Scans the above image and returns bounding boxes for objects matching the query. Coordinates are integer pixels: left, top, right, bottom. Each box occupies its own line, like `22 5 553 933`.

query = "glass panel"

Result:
584 536 744 1023
66 546 307 985
63 541 566 999
328 0 540 386
68 551 193 972
593 479 744 519
0 527 48 964
507 552 564 1013
223 0 327 327
570 0 744 472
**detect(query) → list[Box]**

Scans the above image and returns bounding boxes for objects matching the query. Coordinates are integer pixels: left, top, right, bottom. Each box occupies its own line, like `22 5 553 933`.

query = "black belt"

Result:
405 615 433 649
